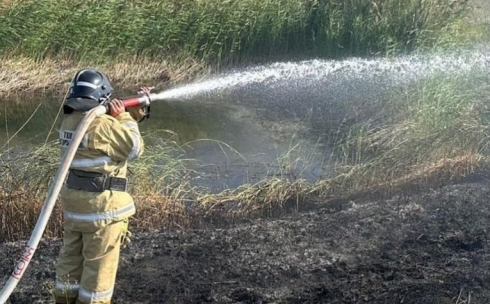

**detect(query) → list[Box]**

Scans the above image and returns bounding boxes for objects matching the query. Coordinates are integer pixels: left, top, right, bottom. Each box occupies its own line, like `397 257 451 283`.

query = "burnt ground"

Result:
1 181 490 303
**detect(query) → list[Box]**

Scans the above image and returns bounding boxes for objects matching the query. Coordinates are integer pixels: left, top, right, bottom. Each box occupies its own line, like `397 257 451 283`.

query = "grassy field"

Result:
1 0 490 241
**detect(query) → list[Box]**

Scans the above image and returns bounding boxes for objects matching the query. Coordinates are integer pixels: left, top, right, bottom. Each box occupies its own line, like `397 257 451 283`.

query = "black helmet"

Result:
63 69 114 113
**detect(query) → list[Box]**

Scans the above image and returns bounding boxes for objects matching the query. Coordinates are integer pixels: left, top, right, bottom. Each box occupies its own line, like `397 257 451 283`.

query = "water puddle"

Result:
0 94 324 193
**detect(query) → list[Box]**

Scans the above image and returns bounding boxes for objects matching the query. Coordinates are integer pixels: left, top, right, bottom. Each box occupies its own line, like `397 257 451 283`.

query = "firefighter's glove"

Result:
120 219 132 249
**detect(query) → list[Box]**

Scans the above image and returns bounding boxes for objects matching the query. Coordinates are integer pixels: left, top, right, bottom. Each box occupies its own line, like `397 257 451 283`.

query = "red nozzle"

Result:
122 95 150 108
103 95 151 114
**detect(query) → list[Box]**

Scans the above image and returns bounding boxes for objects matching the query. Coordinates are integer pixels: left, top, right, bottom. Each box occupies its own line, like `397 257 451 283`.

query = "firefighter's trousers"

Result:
54 220 126 304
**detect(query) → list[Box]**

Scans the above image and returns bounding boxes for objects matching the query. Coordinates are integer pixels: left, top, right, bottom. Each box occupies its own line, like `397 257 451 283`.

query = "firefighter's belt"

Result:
66 170 128 192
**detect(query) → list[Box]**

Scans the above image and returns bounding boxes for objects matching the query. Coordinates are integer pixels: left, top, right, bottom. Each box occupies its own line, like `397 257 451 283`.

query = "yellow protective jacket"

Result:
58 111 144 231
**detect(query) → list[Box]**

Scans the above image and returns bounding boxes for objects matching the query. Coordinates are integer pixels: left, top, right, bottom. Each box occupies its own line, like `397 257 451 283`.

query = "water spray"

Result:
0 90 167 304
156 48 490 102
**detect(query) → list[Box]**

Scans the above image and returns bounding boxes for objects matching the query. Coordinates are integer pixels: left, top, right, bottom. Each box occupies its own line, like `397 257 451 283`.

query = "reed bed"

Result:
0 0 470 64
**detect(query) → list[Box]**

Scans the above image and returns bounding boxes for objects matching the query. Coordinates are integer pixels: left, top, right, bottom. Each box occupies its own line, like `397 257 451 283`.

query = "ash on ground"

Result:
2 181 490 303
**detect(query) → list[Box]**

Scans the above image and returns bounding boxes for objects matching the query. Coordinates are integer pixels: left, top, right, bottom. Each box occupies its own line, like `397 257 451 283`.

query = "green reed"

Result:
0 0 470 64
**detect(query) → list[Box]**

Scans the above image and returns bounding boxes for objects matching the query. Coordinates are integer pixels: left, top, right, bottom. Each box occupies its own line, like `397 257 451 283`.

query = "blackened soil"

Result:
2 182 490 303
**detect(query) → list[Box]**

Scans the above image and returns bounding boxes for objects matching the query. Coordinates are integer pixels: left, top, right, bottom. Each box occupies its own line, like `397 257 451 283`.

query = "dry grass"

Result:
0 190 64 242
0 0 14 12
0 142 488 242
316 153 487 200
198 178 312 217
0 189 193 242
0 56 207 97
131 195 194 230
194 152 487 222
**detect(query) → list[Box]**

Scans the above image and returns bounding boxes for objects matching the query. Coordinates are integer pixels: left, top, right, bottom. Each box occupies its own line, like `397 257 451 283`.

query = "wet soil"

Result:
2 181 490 303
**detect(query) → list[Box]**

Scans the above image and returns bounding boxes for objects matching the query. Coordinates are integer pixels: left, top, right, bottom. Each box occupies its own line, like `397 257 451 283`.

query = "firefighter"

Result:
54 68 150 304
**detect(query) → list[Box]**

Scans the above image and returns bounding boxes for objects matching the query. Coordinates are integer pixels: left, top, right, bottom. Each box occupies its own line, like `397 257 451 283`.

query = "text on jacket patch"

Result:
59 130 88 149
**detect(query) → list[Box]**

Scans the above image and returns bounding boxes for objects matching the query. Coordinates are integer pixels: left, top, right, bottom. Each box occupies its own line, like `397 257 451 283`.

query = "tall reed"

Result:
332 71 490 194
0 0 469 65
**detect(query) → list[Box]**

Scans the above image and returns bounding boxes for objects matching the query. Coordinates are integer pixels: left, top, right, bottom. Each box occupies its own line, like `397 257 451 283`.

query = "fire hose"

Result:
0 92 165 303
